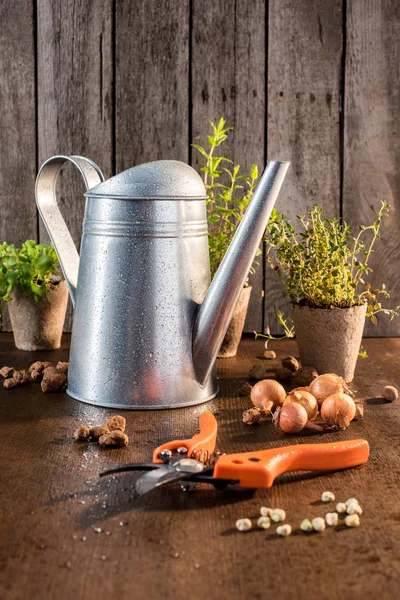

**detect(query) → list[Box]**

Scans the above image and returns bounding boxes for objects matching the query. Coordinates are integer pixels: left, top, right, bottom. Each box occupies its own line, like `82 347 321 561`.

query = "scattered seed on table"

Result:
236 518 252 532
321 491 335 503
346 502 362 516
300 519 313 532
260 507 272 517
312 517 326 532
257 516 271 530
345 514 360 527
271 509 286 523
336 502 347 514
276 524 292 537
325 512 339 527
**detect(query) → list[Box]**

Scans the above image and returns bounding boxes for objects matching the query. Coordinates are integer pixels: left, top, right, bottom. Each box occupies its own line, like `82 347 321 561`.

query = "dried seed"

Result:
276 524 292 537
235 518 252 532
321 491 335 503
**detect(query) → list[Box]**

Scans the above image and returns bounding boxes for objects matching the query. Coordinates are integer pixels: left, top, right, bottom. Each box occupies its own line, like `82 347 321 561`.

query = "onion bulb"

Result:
283 390 318 421
320 393 356 429
251 379 286 414
273 403 324 434
310 373 353 407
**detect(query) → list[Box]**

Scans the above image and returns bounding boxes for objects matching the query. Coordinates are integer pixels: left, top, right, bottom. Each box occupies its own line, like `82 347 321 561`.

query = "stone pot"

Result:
7 280 68 351
292 303 367 382
218 286 252 358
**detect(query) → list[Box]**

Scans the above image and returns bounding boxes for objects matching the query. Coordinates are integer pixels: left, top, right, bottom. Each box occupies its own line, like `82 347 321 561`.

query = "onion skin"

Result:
320 393 356 429
283 390 319 421
250 379 286 413
310 374 351 407
277 403 308 433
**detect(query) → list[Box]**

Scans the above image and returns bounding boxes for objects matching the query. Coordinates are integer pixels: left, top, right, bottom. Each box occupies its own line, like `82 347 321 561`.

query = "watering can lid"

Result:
85 160 207 200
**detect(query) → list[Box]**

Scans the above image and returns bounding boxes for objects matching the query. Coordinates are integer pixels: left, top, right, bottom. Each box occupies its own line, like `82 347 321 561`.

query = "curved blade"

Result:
135 458 205 495
135 465 188 496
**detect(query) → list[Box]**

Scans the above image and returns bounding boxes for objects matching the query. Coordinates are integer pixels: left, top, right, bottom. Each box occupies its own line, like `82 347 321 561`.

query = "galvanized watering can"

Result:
36 156 289 409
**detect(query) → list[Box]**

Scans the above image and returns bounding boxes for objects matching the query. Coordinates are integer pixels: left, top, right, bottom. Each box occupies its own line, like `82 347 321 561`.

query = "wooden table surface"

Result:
1 334 400 600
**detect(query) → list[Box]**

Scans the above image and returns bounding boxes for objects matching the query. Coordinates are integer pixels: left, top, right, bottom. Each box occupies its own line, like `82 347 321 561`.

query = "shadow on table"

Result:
44 472 256 530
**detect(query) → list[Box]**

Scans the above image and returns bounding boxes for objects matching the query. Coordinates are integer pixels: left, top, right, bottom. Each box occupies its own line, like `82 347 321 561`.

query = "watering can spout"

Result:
192 160 290 386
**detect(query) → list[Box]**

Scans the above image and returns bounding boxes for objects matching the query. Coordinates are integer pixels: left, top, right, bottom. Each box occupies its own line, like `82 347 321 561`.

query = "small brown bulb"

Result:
74 425 90 440
106 415 126 432
249 364 268 380
243 408 262 425
281 356 300 372
293 366 319 387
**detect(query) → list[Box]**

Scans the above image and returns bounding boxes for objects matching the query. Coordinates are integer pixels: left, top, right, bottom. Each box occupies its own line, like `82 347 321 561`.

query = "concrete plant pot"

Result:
218 286 252 358
292 303 367 382
7 280 68 351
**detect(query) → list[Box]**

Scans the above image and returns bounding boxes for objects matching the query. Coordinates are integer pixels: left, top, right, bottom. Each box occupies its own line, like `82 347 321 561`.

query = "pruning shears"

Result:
100 412 370 495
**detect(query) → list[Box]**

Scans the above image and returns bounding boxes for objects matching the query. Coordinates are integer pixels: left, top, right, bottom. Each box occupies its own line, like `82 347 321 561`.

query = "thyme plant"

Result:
192 118 259 280
265 203 399 323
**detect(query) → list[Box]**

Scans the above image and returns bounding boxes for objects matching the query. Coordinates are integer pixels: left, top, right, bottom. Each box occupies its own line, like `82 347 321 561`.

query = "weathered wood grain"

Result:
115 0 189 171
0 0 37 331
343 0 400 336
191 0 266 333
37 0 113 330
265 0 343 333
1 335 400 600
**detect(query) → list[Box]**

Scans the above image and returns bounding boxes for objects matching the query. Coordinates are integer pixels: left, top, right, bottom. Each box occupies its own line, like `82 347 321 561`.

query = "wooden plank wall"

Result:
0 0 399 336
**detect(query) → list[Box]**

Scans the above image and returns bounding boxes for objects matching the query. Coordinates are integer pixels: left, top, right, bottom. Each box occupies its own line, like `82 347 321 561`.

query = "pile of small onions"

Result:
249 372 358 433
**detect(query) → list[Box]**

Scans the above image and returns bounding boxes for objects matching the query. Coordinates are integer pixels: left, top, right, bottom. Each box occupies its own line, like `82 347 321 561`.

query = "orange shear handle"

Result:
214 439 370 489
152 412 218 464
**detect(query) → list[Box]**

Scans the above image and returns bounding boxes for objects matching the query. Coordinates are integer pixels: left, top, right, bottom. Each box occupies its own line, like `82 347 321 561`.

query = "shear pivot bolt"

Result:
159 449 172 462
177 447 188 455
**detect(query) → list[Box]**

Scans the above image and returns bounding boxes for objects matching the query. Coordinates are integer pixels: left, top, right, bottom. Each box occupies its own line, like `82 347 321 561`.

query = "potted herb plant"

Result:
193 118 259 357
264 204 399 381
0 240 68 350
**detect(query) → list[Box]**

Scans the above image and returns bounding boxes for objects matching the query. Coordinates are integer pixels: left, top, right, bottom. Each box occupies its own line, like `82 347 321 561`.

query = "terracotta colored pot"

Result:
218 286 252 358
7 280 68 351
292 303 367 382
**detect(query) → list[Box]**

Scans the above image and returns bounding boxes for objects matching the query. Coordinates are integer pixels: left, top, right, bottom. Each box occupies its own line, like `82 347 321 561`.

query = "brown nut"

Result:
56 362 69 374
281 356 300 373
89 425 110 440
0 366 15 379
13 370 32 384
106 415 126 432
293 366 319 387
74 425 90 440
41 368 67 393
243 407 261 425
3 377 18 389
99 430 129 448
29 361 53 381
274 367 292 381
249 364 268 380
238 382 253 397
383 385 398 403
263 350 276 360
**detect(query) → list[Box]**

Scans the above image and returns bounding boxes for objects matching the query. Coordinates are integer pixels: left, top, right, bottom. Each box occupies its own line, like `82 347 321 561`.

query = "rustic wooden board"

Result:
37 0 113 331
0 1 37 331
115 0 190 171
191 0 266 333
343 0 400 337
265 0 343 334
1 335 400 599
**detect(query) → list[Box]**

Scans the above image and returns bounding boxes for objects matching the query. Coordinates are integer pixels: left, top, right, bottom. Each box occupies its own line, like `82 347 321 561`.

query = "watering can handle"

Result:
35 155 105 307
